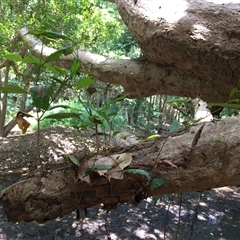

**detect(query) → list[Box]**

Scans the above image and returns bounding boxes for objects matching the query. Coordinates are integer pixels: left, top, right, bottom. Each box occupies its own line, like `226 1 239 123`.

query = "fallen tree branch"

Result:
1 117 240 222
17 27 228 102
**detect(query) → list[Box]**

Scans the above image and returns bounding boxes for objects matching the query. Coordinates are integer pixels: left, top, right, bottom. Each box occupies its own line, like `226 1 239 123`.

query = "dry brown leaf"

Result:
16 111 34 134
125 173 148 182
161 160 178 168
191 124 205 149
106 165 124 180
89 153 132 168
77 149 90 183
17 111 34 118
88 153 132 180
16 115 30 134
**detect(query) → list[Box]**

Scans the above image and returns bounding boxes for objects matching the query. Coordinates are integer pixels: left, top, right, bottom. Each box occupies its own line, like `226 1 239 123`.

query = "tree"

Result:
12 1 240 102
1 0 240 222
1 0 132 137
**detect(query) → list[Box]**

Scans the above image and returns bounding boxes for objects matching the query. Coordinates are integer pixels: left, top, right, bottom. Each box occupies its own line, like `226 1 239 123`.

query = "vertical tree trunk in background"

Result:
1 64 33 137
132 98 142 125
145 96 152 136
1 105 34 137
0 66 9 137
20 64 32 111
0 69 2 122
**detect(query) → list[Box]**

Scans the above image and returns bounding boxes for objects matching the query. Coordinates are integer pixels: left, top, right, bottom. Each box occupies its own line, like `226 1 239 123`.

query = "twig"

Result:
151 135 169 175
163 194 175 240
104 210 111 240
189 192 202 240
191 124 205 149
175 194 183 240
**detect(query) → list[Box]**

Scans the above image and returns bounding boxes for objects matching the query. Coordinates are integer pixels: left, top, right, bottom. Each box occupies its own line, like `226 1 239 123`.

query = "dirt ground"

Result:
0 127 240 240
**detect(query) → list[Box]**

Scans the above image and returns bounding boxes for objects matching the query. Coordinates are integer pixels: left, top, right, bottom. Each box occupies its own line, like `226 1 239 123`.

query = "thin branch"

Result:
189 193 201 240
0 60 11 70
175 194 183 240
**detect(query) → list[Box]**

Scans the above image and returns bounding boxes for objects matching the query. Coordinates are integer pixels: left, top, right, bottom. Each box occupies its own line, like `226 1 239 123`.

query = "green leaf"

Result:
44 46 73 63
80 124 88 130
87 164 111 173
48 105 80 111
44 51 63 63
76 77 95 89
29 85 50 111
85 164 111 176
5 53 66 75
89 115 102 124
113 130 121 136
44 63 66 75
0 85 27 94
107 110 118 118
97 110 108 121
150 178 167 191
124 169 150 180
169 119 180 133
83 103 96 111
70 58 81 77
48 84 54 97
152 196 161 205
111 94 127 102
5 53 40 64
147 134 160 139
102 95 127 112
5 53 24 61
27 29 71 40
228 98 240 103
42 112 80 120
49 76 63 84
68 155 79 166
229 88 238 98
61 46 73 55
121 134 131 139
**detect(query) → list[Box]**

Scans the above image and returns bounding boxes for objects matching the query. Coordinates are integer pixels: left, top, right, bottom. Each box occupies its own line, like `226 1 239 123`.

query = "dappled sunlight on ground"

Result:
0 186 240 239
1 127 240 239
0 127 94 170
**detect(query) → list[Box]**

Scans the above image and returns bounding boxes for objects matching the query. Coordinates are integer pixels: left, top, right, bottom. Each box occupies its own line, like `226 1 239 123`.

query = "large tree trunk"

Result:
115 0 240 101
13 0 240 102
1 117 240 223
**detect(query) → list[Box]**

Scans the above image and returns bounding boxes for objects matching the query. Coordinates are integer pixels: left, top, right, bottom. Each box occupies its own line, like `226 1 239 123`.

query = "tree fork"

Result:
1 117 240 223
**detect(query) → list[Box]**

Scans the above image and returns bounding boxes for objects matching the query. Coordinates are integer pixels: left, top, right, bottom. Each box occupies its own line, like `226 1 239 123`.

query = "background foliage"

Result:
0 0 237 138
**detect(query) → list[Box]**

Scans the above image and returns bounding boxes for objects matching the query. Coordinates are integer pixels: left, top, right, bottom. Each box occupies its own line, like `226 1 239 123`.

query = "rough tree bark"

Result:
0 65 10 136
16 0 240 102
1 117 240 222
115 0 240 101
1 0 240 223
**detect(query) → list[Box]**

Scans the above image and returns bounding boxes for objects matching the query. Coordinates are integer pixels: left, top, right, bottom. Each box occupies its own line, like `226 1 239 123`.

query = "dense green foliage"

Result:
0 0 138 58
0 0 174 137
0 0 237 138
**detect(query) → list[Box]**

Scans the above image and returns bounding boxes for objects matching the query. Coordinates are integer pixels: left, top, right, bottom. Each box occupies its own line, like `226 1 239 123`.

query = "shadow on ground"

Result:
0 187 240 240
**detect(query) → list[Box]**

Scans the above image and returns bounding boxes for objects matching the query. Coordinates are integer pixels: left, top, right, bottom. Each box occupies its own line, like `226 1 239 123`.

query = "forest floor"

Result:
0 126 240 240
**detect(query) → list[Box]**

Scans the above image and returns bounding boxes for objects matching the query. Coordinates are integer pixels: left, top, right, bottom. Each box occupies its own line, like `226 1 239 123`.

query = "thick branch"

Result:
116 0 240 101
1 117 240 222
18 27 232 102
